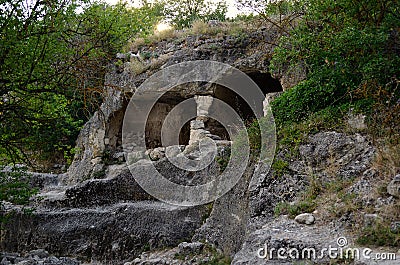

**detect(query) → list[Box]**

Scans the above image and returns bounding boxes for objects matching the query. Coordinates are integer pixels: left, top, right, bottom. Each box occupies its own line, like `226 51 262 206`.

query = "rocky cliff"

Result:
1 25 399 265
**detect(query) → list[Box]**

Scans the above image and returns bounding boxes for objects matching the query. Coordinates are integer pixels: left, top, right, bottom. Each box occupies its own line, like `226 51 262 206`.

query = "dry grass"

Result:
191 20 209 34
148 53 172 71
127 57 147 75
324 151 341 178
126 37 146 53
372 143 400 180
151 28 179 42
124 19 255 53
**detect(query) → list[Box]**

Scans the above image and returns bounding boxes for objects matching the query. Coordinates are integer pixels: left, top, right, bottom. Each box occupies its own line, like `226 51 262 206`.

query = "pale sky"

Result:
104 0 241 18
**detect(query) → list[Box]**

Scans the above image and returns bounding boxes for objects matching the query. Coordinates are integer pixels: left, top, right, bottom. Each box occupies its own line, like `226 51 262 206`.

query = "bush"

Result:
0 166 38 227
163 0 227 29
270 0 400 126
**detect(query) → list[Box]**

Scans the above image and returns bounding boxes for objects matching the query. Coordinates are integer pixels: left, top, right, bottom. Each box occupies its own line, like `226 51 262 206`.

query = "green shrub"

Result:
274 199 317 219
0 166 38 227
274 176 321 218
271 159 289 178
215 147 231 172
270 0 400 125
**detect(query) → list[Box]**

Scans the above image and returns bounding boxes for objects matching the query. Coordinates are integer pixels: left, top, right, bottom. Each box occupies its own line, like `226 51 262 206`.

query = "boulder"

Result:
1 202 208 262
294 213 315 225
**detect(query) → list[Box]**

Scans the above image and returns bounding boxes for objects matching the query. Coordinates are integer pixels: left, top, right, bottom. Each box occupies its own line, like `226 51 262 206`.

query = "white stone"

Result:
195 95 213 117
190 120 205 130
295 213 315 225
149 147 165 160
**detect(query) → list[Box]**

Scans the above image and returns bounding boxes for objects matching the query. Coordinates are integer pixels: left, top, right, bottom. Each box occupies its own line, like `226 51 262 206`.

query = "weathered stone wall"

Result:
1 28 306 265
65 29 290 184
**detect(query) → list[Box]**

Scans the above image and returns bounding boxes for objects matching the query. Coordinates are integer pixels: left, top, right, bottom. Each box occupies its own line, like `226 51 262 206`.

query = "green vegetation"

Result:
200 244 231 265
163 0 227 29
357 222 400 247
271 159 289 178
0 166 38 227
264 0 399 248
0 0 165 215
269 0 399 139
215 147 231 173
127 19 253 53
173 242 231 264
274 176 321 218
0 0 162 167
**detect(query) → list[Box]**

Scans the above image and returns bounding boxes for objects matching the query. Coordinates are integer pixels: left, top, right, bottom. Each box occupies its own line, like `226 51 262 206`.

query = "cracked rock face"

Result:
1 202 208 263
232 215 346 265
249 132 375 226
65 28 291 185
232 131 379 264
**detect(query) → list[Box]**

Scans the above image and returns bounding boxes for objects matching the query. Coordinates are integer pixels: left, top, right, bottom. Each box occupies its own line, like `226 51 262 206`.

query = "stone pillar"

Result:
195 95 213 118
188 96 214 145
189 120 212 145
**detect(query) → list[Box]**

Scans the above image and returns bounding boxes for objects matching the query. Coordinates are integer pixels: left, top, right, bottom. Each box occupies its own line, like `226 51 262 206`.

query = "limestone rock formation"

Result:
2 27 393 265
65 29 289 185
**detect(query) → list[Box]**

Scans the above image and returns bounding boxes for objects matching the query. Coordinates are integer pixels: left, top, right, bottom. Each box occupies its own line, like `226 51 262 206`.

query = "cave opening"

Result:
209 71 283 139
142 71 283 149
145 93 194 149
246 71 283 94
104 101 128 156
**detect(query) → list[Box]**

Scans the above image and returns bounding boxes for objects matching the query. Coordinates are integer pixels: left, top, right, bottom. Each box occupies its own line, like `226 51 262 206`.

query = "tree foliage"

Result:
0 0 162 167
269 0 400 131
162 0 228 29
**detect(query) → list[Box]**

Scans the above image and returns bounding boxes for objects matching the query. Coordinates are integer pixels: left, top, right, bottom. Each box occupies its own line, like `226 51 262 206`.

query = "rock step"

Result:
1 202 208 264
38 171 153 209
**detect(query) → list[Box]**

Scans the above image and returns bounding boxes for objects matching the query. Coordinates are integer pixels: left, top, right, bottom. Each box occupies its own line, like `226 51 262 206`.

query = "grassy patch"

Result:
215 153 230 173
274 176 321 218
202 202 214 223
357 222 400 247
274 199 317 219
125 19 255 53
128 57 148 75
271 159 289 178
201 245 231 265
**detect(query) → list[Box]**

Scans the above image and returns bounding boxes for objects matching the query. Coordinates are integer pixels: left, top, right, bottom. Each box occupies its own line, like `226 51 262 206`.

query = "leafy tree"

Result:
0 0 162 167
268 0 400 129
162 0 228 29
236 0 304 33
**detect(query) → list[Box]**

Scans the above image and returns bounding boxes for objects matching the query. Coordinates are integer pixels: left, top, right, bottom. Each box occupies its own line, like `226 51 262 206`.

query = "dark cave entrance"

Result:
209 71 283 140
145 93 194 149
143 71 283 148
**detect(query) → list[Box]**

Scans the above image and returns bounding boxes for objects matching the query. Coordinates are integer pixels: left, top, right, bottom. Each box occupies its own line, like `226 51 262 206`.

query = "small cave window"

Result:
105 105 127 154
145 94 194 149
246 71 283 94
204 118 229 141
178 120 191 146
214 71 283 121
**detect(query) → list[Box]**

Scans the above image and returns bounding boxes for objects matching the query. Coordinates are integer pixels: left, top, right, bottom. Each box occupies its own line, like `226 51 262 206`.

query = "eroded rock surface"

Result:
1 202 208 263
